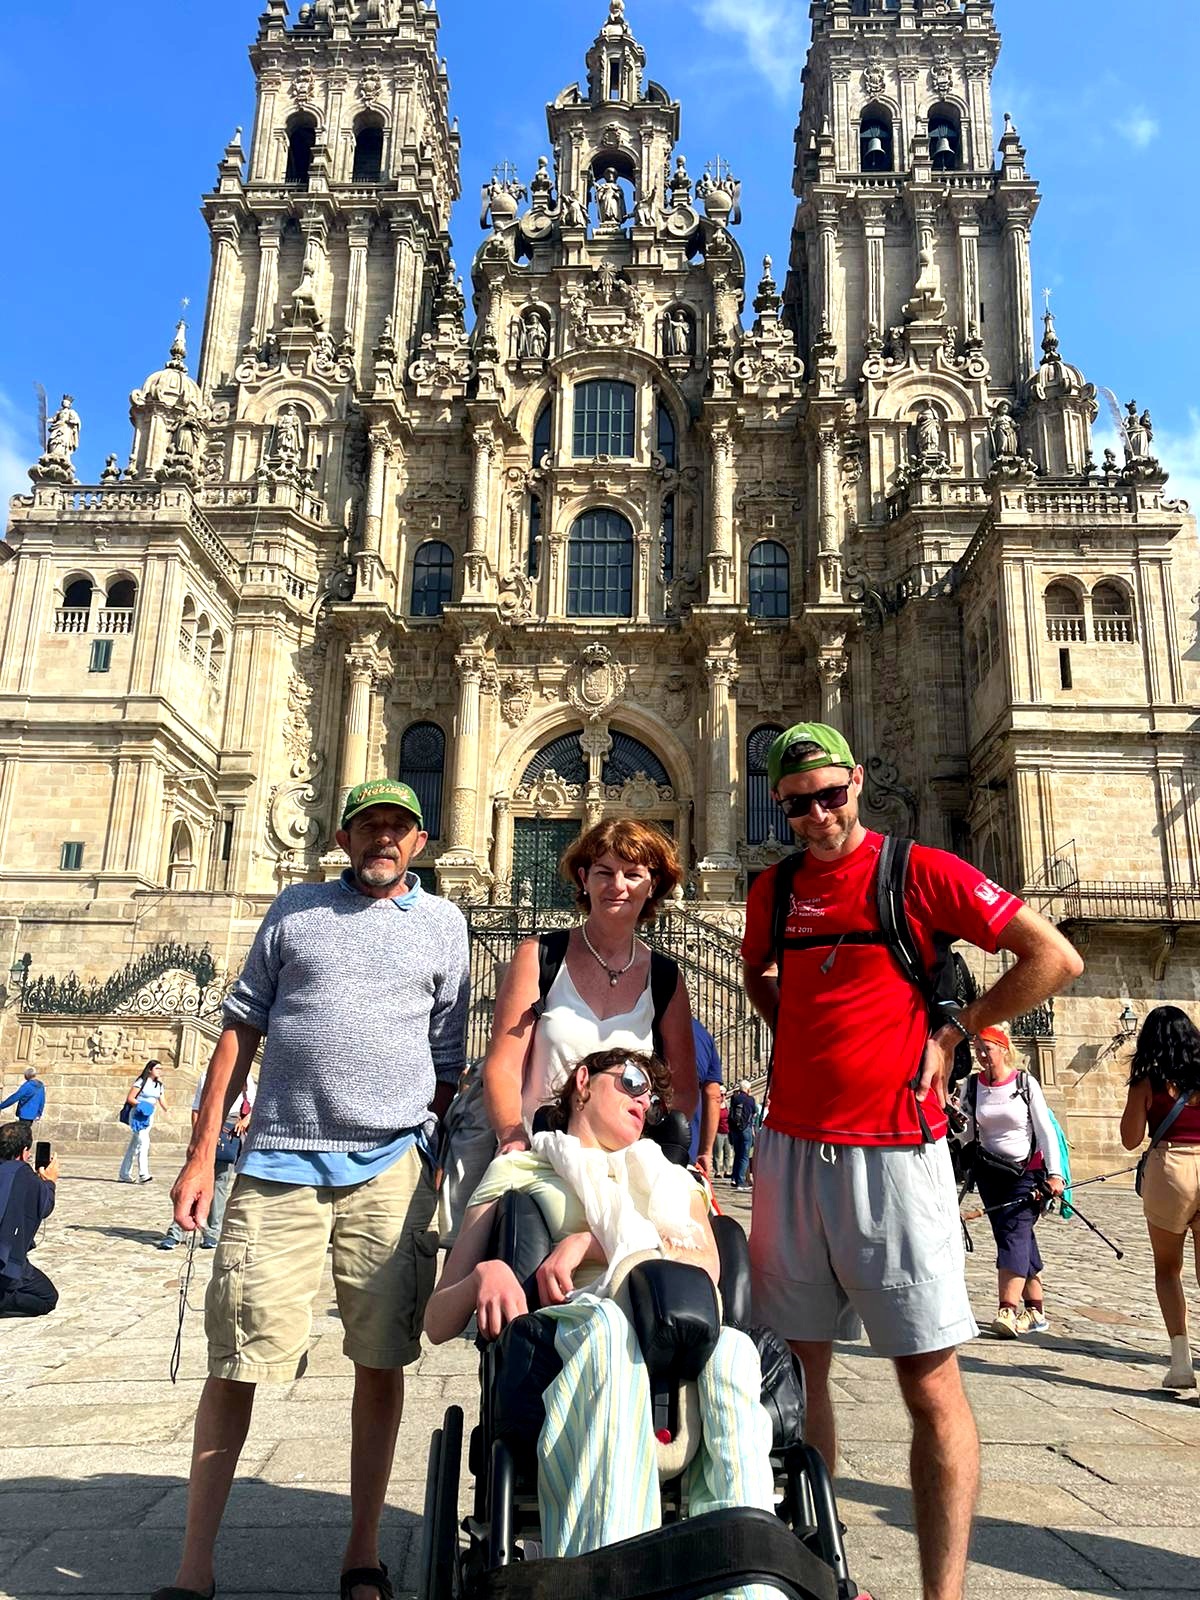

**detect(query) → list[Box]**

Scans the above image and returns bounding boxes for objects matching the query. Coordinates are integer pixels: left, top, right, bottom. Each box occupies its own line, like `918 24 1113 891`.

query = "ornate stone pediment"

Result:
514 771 583 812
604 773 674 810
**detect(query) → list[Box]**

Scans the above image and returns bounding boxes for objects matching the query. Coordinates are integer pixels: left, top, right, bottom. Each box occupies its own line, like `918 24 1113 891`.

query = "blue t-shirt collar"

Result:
339 867 421 909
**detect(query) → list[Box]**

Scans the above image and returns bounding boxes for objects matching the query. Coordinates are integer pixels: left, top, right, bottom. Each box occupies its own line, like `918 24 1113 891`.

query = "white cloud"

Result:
0 390 39 517
694 0 806 100
1115 108 1159 149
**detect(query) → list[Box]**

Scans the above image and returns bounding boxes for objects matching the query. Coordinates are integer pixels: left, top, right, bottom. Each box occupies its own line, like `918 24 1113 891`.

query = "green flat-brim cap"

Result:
767 722 856 789
341 779 423 829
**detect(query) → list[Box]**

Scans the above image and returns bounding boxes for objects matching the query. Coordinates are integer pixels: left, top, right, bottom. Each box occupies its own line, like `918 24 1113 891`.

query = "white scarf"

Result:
531 1130 705 1298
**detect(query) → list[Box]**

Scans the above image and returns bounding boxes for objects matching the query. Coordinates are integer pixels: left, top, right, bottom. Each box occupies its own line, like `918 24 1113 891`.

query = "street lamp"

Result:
8 953 31 994
1117 1003 1138 1038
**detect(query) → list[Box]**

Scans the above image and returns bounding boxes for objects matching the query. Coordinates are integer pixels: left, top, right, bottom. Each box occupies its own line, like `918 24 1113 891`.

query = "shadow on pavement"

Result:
0 1473 423 1596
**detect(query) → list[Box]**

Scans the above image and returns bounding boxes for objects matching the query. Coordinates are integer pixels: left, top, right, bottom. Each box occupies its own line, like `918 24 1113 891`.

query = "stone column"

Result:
697 652 739 900
860 201 886 342
634 533 653 623
464 424 495 597
389 218 422 361
816 200 838 336
252 217 284 342
817 639 851 727
706 421 735 602
338 643 376 806
1002 208 1035 386
952 198 981 340
447 652 483 854
200 212 242 392
362 429 391 556
581 722 613 828
816 426 843 600
344 211 373 369
491 796 514 897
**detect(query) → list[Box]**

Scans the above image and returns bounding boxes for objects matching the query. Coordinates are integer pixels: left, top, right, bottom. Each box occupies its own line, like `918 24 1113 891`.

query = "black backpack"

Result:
766 835 971 1140
531 929 679 1060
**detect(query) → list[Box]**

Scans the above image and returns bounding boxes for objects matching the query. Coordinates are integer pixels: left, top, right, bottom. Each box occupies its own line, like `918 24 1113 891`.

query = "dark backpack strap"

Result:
648 951 679 1061
876 835 941 1143
531 928 570 1020
770 852 806 976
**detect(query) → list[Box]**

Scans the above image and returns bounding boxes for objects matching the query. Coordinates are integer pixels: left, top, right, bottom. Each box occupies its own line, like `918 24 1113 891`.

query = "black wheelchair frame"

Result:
418 1168 858 1600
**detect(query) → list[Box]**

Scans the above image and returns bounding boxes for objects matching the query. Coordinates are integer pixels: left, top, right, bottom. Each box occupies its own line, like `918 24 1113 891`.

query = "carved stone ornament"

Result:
564 268 648 351
605 774 674 811
513 772 584 812
267 750 327 853
499 674 533 727
566 642 627 720
291 65 318 106
357 67 383 104
498 566 534 624
862 65 886 97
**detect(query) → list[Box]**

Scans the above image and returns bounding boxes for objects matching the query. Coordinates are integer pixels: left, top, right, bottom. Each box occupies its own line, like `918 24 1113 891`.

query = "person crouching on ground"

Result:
953 1027 1064 1338
158 779 470 1600
425 1048 776 1561
1120 1005 1200 1390
0 1120 58 1317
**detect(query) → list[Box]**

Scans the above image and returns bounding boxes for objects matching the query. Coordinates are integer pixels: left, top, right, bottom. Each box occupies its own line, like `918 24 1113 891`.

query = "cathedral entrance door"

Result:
511 817 582 911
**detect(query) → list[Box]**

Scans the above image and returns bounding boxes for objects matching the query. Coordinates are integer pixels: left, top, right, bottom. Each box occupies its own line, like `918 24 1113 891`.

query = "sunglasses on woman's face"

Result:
592 1060 664 1123
778 784 851 819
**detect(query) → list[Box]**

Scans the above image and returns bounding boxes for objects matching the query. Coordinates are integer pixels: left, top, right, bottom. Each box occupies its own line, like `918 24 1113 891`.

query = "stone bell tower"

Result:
197 0 460 399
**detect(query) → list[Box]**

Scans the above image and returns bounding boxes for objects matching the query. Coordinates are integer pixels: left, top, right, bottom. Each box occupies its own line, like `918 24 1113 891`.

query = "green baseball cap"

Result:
766 722 856 789
341 779 424 829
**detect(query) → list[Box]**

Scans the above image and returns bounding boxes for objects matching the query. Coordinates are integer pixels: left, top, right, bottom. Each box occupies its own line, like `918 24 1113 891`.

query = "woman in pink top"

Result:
1120 1005 1200 1389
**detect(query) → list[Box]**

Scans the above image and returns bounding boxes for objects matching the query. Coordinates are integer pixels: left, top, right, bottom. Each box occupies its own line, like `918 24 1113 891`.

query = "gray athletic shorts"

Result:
749 1127 978 1359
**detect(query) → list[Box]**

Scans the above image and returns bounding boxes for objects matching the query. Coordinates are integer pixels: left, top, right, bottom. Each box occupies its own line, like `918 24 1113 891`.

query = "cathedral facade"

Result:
2 0 1197 1169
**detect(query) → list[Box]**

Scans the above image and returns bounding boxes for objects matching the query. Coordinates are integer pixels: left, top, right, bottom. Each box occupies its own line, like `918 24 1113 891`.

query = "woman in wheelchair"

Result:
424 1047 779 1571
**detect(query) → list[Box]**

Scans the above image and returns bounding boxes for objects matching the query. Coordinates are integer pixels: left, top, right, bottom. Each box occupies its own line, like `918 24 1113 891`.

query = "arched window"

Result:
168 821 196 891
746 724 790 845
603 732 670 788
63 577 92 609
928 104 962 171
573 380 635 458
352 117 385 182
1092 580 1134 643
656 400 677 468
399 721 446 839
208 630 226 688
860 104 895 172
520 729 669 788
526 495 542 578
195 613 212 671
966 632 980 686
522 732 588 786
105 577 136 608
180 596 196 658
411 540 454 617
285 116 317 185
1044 581 1084 642
567 508 633 617
661 493 676 585
532 401 552 468
748 540 790 619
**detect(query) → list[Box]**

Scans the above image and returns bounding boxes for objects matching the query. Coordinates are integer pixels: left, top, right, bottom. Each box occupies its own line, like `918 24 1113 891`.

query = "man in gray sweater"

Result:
158 779 469 1600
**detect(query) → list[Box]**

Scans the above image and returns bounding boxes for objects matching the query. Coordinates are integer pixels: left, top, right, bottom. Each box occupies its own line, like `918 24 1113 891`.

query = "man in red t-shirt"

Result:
742 722 1082 1600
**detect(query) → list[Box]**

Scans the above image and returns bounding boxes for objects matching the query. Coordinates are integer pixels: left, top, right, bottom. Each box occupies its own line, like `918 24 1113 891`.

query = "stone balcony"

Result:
1055 881 1200 924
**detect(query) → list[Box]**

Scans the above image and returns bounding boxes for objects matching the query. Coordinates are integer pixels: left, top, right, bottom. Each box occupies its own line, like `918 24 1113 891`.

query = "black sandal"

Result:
339 1564 392 1600
150 1588 215 1600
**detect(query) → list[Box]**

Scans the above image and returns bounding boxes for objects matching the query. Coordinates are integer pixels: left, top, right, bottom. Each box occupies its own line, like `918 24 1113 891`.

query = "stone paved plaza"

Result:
2 1157 1199 1600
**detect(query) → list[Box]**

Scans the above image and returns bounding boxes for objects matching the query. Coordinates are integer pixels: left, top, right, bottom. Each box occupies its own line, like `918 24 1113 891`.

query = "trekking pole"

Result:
1041 1192 1124 1260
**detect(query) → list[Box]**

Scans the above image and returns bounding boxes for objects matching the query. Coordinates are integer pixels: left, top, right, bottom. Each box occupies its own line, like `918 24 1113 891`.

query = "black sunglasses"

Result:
591 1059 664 1123
779 784 851 819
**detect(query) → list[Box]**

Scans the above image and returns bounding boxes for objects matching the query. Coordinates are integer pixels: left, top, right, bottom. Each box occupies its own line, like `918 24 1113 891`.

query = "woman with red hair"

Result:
954 1027 1065 1338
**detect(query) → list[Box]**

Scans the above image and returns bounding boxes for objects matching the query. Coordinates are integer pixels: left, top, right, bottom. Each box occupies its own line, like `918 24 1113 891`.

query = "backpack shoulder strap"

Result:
770 852 807 976
532 928 571 1018
649 951 679 1061
875 835 930 1000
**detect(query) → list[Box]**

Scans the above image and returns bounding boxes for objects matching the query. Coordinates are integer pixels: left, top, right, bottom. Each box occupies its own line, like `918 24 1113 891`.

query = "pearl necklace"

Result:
580 923 638 987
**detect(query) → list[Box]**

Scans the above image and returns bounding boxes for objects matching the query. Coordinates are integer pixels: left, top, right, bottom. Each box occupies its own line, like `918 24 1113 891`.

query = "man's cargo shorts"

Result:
749 1126 978 1358
204 1144 439 1382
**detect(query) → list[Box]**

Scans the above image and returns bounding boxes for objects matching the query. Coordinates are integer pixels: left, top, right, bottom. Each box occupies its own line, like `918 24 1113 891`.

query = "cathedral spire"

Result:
586 0 645 107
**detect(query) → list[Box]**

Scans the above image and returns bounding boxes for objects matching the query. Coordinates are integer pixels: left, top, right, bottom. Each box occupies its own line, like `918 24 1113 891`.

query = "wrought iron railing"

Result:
22 941 222 1017
1059 882 1200 922
1011 1001 1055 1040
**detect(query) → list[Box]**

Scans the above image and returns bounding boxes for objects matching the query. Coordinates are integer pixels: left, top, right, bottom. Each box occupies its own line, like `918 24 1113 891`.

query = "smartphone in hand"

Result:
35 1139 51 1170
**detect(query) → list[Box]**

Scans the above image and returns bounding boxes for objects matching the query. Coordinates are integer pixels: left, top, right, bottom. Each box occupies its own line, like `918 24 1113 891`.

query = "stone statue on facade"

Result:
915 401 942 458
46 395 81 459
293 236 322 312
529 154 553 212
593 167 627 228
1124 401 1153 461
274 405 305 466
633 184 657 228
990 399 1020 461
517 311 548 361
666 307 692 357
668 155 692 207
904 243 946 322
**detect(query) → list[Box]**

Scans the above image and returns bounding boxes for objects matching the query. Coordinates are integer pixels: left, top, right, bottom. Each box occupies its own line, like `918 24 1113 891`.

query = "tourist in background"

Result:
1120 1005 1200 1390
0 1120 58 1317
712 1087 732 1179
119 1061 166 1184
1 1064 46 1135
728 1079 757 1189
157 1071 255 1251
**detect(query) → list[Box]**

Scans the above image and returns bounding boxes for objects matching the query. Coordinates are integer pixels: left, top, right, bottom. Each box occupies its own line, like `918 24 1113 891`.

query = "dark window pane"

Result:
746 723 790 844
656 401 676 468
411 540 454 617
88 639 113 673
285 121 316 185
567 509 633 617
399 721 445 839
533 402 552 466
522 732 588 786
602 733 669 788
527 495 542 578
352 124 384 181
748 540 790 619
573 381 635 458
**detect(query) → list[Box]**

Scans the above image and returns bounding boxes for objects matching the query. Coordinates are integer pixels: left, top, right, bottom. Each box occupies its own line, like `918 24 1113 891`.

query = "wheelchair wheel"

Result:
418 1405 463 1600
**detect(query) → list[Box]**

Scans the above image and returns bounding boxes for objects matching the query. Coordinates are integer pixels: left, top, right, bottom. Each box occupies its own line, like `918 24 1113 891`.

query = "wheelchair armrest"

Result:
488 1189 554 1312
711 1213 752 1329
622 1258 721 1383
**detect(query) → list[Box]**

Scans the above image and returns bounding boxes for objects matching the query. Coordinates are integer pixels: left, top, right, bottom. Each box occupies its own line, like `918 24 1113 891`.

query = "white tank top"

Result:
523 959 655 1131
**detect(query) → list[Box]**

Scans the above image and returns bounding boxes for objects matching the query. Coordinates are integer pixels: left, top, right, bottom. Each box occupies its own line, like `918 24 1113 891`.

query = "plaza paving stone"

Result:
1 1160 1197 1599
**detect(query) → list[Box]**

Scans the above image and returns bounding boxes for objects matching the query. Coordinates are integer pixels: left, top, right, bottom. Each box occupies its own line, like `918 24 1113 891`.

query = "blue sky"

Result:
2 0 1198 505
